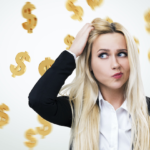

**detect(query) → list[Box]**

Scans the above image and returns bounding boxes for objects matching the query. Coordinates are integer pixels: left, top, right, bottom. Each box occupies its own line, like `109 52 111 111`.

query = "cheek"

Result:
93 64 109 81
92 60 109 76
92 62 105 74
126 66 130 77
122 61 130 73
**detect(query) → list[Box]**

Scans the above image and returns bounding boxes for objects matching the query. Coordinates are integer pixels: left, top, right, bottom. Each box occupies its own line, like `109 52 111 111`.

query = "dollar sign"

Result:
22 2 37 33
145 24 150 33
148 50 150 61
10 51 31 78
144 8 150 23
38 57 54 76
105 17 113 23
133 37 139 45
64 34 75 50
0 103 9 129
144 9 150 34
10 51 31 77
36 115 53 139
24 128 37 149
66 0 83 21
133 37 140 54
86 0 103 10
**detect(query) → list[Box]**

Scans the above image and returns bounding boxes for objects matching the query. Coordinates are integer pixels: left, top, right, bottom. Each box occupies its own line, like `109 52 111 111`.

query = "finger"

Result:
82 27 94 40
84 26 95 35
80 23 93 34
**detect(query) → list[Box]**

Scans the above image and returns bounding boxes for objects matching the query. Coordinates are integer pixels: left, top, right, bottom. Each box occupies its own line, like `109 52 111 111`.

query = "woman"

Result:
28 18 150 150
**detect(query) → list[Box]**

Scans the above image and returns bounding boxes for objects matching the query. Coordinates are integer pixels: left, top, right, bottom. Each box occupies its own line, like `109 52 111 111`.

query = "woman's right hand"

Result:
69 23 94 57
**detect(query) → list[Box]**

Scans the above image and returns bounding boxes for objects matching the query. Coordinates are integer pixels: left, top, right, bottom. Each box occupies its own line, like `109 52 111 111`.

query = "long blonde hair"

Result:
58 18 150 150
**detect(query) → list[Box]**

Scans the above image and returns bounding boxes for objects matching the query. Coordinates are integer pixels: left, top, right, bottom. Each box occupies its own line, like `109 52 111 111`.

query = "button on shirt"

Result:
66 50 132 150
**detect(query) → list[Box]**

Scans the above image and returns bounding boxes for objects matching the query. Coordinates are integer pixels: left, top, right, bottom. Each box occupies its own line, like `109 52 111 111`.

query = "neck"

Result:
99 85 125 110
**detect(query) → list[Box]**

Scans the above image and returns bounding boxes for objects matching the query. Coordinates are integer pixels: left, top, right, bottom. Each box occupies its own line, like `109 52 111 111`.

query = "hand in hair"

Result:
69 23 94 57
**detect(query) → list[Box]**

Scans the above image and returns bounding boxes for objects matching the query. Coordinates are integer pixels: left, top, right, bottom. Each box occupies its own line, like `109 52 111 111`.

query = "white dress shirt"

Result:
65 50 133 150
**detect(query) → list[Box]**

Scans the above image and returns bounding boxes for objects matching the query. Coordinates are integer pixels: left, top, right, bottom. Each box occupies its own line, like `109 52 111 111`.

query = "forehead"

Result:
92 33 127 51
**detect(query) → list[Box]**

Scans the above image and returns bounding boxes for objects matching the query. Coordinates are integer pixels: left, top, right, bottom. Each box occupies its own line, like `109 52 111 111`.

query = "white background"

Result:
0 0 150 149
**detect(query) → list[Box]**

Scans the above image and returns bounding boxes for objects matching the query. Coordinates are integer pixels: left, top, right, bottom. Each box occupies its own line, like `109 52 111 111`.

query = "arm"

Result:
66 50 77 63
28 50 76 128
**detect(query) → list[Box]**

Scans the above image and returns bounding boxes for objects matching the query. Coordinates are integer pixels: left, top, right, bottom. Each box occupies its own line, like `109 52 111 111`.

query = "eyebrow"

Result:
97 49 127 53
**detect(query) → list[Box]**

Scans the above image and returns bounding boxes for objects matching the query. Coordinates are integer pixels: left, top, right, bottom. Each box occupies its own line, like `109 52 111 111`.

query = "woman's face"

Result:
90 32 130 90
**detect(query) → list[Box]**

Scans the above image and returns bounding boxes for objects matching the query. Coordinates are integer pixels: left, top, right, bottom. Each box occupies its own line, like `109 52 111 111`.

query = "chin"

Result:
109 82 125 89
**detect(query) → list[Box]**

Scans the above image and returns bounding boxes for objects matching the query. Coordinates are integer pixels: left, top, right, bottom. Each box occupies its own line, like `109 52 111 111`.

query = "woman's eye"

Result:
98 52 127 58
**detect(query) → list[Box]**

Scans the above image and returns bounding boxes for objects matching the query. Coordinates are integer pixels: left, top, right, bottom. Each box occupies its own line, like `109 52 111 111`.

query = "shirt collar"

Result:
98 89 128 112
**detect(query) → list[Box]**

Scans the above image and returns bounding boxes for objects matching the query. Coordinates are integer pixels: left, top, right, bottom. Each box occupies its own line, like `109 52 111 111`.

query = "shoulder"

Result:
146 96 150 115
146 96 150 104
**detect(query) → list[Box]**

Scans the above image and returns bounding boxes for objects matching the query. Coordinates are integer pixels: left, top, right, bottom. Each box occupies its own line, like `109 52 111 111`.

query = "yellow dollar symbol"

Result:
148 50 150 62
64 34 75 50
36 115 53 139
144 8 150 34
22 2 37 33
10 51 31 78
65 0 84 21
144 8 150 23
0 103 9 129
24 128 37 150
86 0 103 10
38 57 55 76
105 17 113 23
133 36 140 54
145 24 150 33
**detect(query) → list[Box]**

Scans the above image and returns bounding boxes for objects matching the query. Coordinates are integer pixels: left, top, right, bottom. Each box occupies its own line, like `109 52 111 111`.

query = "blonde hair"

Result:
58 18 150 150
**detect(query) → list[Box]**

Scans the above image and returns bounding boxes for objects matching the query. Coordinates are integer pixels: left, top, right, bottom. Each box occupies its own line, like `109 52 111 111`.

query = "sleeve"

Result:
28 50 76 128
65 50 76 64
146 96 150 116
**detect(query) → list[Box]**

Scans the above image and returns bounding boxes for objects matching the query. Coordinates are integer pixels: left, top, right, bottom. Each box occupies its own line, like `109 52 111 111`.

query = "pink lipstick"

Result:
112 74 123 79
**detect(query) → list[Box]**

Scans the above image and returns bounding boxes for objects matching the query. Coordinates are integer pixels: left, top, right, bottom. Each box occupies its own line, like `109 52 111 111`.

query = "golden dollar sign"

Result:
24 128 37 149
22 2 37 33
144 8 150 23
0 103 9 129
10 51 31 78
148 50 150 61
133 36 140 54
86 0 103 10
64 34 75 50
38 57 54 76
66 0 84 21
36 115 53 139
105 17 113 23
145 24 150 33
144 8 150 34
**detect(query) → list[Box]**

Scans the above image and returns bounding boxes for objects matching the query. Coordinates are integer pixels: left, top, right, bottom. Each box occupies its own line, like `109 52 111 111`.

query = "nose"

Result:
111 55 121 69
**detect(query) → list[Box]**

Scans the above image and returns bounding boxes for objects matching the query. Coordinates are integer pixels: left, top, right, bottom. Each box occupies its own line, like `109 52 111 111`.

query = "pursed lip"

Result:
112 72 123 77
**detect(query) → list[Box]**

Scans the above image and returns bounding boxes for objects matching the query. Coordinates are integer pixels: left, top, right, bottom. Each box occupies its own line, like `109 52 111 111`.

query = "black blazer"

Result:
28 50 150 150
